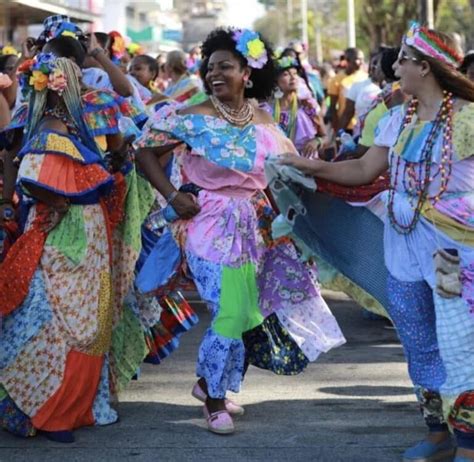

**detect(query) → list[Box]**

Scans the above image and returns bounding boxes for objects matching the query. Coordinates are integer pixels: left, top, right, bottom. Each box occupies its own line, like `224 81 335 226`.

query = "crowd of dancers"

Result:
0 14 473 462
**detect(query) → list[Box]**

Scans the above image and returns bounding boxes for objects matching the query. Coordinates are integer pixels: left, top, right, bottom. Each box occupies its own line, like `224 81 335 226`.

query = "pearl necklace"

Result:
210 96 254 127
387 91 454 235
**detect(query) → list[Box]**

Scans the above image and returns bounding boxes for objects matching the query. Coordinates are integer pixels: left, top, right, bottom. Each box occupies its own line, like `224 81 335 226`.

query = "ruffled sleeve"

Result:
17 130 114 204
453 103 474 160
82 89 147 137
133 104 186 150
374 105 404 148
0 103 28 149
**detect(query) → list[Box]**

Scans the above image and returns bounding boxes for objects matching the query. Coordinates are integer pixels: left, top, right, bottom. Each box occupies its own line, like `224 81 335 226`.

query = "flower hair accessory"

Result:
1 45 19 56
404 22 463 68
17 53 68 96
232 29 268 69
276 56 299 70
109 31 126 64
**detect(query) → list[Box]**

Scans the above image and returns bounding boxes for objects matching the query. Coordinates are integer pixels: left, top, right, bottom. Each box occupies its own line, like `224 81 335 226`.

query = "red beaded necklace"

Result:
387 91 454 234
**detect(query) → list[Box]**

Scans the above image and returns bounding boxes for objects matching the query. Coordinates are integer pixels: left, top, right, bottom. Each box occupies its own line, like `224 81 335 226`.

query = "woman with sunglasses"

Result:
281 24 474 462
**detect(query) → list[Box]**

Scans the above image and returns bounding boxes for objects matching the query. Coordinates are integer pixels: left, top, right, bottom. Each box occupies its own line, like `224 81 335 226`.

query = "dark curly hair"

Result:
199 28 276 100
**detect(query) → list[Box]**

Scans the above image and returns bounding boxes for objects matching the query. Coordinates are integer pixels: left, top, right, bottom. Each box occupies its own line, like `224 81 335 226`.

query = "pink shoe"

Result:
203 404 235 435
191 382 245 416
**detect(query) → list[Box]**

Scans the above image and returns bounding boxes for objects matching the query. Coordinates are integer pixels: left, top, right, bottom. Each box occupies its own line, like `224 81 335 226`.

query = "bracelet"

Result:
90 47 104 59
165 190 179 205
0 198 13 206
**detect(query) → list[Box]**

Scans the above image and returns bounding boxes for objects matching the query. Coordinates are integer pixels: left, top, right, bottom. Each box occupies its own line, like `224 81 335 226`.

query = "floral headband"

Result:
17 53 68 96
232 29 268 69
276 56 299 71
404 22 463 68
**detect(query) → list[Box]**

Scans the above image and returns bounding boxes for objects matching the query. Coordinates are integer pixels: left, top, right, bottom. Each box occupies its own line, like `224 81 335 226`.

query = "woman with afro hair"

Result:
135 28 344 435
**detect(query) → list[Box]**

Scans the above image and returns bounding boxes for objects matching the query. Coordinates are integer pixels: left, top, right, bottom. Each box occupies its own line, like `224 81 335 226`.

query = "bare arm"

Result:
0 93 11 128
328 94 338 129
92 51 134 97
136 145 200 219
280 144 389 186
337 99 355 132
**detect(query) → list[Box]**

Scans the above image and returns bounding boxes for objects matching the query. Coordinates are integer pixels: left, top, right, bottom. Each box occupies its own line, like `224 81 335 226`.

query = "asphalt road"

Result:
0 291 425 462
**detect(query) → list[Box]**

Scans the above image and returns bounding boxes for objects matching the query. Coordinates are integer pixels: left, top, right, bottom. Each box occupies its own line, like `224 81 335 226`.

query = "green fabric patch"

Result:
0 384 8 401
214 263 263 339
136 173 156 223
117 168 143 252
110 303 148 392
46 205 87 265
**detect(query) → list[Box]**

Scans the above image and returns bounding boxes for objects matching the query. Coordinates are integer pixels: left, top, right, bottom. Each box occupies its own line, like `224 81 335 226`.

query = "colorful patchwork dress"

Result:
372 102 474 433
0 89 153 436
134 105 345 399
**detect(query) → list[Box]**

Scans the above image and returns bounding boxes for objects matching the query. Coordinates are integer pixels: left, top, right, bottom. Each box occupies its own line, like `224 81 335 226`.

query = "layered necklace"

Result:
44 102 78 136
273 92 298 141
388 91 454 234
210 95 254 127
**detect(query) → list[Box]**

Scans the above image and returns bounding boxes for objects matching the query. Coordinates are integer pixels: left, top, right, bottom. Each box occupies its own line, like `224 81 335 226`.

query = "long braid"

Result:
25 87 48 143
55 58 101 154
25 57 102 155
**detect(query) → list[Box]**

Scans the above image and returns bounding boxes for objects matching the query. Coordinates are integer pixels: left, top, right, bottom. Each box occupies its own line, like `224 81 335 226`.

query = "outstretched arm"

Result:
280 144 389 186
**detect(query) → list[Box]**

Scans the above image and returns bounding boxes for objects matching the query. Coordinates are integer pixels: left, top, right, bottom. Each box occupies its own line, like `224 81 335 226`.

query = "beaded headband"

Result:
404 22 463 69
232 29 268 69
17 53 68 96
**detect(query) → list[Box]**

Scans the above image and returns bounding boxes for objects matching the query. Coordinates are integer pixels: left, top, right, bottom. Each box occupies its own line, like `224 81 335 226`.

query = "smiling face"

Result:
205 50 250 101
277 67 299 94
393 44 426 95
129 56 154 87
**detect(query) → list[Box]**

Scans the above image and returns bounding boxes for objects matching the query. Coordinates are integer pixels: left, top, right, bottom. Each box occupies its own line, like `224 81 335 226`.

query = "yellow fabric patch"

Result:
453 103 474 161
95 135 107 152
87 272 114 356
421 202 474 247
45 133 84 161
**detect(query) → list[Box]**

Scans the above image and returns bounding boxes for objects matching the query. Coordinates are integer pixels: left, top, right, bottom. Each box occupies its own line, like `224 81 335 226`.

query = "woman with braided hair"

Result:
282 24 474 462
0 36 152 443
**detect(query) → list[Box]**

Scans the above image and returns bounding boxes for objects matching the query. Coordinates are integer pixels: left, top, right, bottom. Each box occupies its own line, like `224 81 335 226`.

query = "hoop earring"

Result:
245 79 254 89
274 86 284 98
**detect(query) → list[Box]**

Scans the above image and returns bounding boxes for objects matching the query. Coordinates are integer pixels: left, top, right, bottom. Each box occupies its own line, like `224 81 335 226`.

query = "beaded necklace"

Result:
273 92 298 141
43 103 79 136
387 91 454 234
210 96 254 127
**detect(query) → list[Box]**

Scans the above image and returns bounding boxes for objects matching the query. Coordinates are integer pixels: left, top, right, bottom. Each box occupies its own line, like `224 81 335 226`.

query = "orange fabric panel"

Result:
0 204 48 315
31 350 103 431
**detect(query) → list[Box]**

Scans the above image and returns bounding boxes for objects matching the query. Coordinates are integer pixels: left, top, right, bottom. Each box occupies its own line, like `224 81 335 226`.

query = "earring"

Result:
274 86 284 98
245 79 254 89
